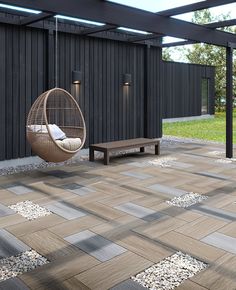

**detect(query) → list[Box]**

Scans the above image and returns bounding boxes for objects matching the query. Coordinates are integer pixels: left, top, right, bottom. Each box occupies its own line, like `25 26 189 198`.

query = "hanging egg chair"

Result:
26 88 86 163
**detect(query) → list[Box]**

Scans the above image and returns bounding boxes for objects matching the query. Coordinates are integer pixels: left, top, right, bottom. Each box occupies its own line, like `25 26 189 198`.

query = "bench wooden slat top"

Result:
90 138 160 150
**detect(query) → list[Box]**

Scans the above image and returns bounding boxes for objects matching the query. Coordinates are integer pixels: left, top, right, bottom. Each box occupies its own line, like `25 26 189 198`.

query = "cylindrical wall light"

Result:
123 73 132 86
72 70 82 84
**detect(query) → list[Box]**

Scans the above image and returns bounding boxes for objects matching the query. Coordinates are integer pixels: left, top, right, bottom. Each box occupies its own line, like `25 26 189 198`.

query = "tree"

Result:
163 9 236 111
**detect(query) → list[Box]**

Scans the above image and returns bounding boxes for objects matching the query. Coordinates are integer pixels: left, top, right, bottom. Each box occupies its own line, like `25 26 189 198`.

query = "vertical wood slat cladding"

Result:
0 24 47 161
162 61 215 119
0 23 162 161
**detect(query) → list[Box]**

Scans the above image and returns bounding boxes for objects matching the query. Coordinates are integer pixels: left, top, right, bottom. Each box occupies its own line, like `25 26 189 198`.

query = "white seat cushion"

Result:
56 138 82 151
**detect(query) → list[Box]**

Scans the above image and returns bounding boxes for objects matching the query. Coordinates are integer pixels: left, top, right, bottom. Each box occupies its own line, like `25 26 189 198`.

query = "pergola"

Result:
1 0 236 157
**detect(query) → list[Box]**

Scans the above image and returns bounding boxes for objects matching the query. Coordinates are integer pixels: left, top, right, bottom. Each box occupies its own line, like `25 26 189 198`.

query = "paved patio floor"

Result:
0 139 236 289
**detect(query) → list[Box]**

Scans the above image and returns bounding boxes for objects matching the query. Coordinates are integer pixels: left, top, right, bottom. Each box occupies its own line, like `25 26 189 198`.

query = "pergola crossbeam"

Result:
157 0 235 17
20 12 54 25
1 0 236 47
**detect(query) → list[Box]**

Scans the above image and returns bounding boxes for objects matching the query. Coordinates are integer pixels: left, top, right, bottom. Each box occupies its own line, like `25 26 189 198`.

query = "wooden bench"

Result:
89 138 160 165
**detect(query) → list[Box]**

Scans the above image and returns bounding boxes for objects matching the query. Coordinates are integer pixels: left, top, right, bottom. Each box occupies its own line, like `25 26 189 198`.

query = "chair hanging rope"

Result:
26 18 86 163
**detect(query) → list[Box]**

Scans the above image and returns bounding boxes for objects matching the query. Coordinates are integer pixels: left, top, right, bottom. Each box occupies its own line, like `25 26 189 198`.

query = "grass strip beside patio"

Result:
163 111 236 143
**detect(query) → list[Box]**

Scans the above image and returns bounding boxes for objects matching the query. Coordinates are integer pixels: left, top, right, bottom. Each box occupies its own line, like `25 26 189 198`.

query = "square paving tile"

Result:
6 185 33 195
114 202 165 222
120 171 152 180
0 203 15 217
44 202 87 220
0 229 30 258
147 184 186 197
64 230 126 262
201 232 236 254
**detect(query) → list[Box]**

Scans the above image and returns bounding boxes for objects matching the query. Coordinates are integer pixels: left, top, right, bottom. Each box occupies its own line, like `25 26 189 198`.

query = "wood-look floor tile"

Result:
158 231 225 262
20 253 99 289
75 252 152 290
191 253 236 290
20 230 79 260
6 214 66 237
176 216 227 239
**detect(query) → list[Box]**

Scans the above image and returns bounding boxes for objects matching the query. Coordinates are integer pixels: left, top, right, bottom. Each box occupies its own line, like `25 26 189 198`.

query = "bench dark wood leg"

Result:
155 143 160 155
140 147 145 153
104 151 109 165
89 147 95 162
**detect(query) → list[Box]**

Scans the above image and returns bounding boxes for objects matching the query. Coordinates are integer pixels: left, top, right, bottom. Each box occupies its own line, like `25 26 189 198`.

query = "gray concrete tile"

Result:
0 229 30 258
61 183 82 190
7 185 33 195
147 184 186 197
0 278 30 290
110 279 146 290
189 204 236 222
201 232 236 254
0 203 15 217
64 230 126 262
121 171 152 180
196 171 229 180
171 161 193 169
45 202 87 220
69 186 96 196
114 202 165 221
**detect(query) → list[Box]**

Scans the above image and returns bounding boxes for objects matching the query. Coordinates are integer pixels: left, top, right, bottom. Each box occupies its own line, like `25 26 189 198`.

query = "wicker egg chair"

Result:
26 88 86 163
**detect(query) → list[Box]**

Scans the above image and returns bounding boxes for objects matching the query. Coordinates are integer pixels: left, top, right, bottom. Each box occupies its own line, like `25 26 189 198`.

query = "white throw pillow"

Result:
28 124 66 140
48 124 66 140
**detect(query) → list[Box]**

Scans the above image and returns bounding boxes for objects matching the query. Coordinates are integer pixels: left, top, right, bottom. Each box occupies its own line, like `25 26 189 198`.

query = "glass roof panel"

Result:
55 15 105 26
162 36 186 44
117 27 150 34
107 0 205 13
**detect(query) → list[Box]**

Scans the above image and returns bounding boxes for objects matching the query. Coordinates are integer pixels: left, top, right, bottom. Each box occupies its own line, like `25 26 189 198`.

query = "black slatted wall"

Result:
162 61 215 119
0 23 162 160
0 24 47 161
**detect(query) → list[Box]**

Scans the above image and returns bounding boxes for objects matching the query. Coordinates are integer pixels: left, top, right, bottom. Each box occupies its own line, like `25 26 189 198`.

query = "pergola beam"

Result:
78 24 117 35
1 0 236 47
158 0 235 17
128 33 163 43
162 19 236 47
19 12 54 25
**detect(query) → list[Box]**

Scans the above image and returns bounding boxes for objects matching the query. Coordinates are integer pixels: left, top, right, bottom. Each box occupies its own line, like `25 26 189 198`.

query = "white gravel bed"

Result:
147 157 177 168
215 158 233 164
0 250 49 282
9 201 51 220
166 192 208 208
163 135 225 145
207 150 225 156
131 251 207 290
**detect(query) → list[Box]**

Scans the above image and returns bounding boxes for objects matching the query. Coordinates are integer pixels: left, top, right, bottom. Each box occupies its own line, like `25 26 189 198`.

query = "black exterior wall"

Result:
0 23 162 161
162 61 215 119
0 20 215 161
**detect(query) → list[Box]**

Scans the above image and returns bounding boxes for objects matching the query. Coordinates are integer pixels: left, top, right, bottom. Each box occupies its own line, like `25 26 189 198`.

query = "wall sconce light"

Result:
123 73 131 86
72 70 82 84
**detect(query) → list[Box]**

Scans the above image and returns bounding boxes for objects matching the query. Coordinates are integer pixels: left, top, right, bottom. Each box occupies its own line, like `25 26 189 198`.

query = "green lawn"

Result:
163 111 236 143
